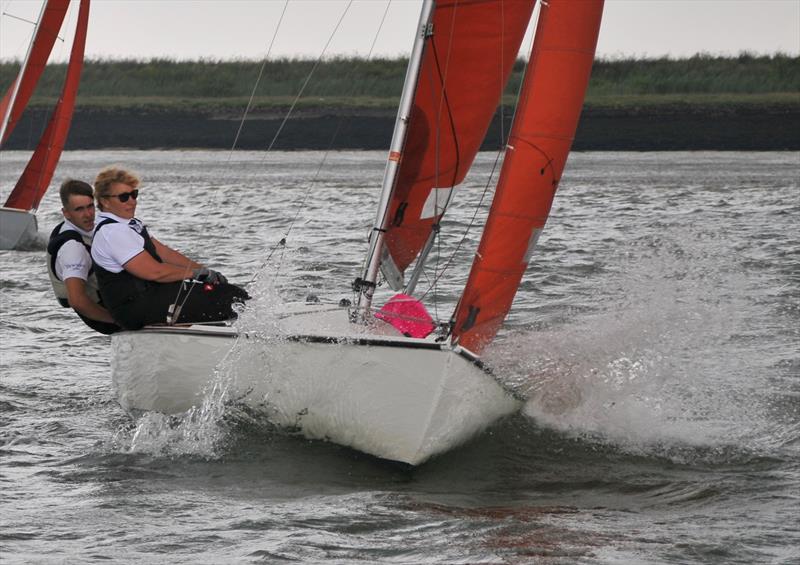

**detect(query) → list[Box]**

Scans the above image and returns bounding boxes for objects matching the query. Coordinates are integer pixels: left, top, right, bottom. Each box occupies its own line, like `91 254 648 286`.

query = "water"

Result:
1 150 798 563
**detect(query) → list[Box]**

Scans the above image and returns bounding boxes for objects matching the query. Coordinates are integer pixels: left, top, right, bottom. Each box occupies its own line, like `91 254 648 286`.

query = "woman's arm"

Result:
123 250 195 283
151 237 202 270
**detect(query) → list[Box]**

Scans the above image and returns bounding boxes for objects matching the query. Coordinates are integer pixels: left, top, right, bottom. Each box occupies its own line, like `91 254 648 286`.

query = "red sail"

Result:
4 0 89 211
0 78 19 132
452 0 604 354
0 0 70 146
381 0 535 284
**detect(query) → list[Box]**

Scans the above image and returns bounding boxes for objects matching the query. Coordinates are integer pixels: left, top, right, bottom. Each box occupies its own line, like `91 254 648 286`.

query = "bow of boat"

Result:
110 305 521 465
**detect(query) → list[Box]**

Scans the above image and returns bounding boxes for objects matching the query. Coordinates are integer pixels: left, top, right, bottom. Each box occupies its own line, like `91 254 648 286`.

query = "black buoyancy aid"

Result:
47 221 102 308
93 217 163 310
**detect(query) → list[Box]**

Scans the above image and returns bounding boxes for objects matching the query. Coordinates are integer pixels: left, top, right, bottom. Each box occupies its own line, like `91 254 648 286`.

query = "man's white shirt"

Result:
55 219 93 282
91 212 151 273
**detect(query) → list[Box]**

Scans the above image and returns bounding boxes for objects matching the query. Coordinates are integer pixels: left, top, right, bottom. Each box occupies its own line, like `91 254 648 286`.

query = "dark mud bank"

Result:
6 103 799 151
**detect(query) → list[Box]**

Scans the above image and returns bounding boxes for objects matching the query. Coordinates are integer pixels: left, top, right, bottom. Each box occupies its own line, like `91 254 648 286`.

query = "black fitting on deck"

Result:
352 277 377 293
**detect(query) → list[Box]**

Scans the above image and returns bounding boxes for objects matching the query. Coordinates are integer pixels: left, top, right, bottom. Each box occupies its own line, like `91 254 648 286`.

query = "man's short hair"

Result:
59 179 94 207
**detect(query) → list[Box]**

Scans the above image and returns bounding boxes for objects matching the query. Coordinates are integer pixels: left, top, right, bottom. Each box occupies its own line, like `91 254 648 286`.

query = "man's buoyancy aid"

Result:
92 217 164 310
47 221 102 308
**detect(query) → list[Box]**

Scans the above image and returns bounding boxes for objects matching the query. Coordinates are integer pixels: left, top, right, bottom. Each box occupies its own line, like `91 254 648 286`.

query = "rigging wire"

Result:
248 1 394 289
1 11 65 43
172 0 398 317
418 147 502 305
350 0 396 298
226 0 289 161
259 0 354 161
167 0 294 318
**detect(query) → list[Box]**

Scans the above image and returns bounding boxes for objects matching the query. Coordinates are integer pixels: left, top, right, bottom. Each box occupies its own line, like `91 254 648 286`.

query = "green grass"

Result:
2 54 797 111
588 53 800 95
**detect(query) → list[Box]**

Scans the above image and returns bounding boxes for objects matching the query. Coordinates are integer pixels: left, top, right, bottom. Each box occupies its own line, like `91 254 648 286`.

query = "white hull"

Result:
0 207 38 250
111 307 521 465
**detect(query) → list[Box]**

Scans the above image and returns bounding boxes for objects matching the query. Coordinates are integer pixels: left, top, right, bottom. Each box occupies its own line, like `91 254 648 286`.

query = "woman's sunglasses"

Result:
105 189 139 203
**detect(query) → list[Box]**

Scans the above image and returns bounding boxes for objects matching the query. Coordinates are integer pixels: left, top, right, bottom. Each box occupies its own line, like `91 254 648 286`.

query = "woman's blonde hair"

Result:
94 167 140 210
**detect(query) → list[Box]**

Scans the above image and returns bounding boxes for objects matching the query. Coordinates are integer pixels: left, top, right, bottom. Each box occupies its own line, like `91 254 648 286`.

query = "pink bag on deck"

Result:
374 293 436 338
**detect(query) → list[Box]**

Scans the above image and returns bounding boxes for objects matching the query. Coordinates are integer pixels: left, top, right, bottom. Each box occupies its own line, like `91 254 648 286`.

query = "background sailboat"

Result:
110 0 604 466
0 0 89 250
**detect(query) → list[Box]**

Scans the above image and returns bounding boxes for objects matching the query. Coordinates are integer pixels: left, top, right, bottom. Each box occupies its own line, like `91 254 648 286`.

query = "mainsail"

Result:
379 0 535 288
0 0 70 146
4 0 90 212
451 0 604 354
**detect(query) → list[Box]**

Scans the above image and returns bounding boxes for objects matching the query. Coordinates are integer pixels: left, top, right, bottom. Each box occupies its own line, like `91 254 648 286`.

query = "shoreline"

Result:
4 103 799 151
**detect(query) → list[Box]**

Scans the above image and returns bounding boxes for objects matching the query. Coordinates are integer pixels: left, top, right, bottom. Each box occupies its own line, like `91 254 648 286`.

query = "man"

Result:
90 166 248 330
47 180 120 334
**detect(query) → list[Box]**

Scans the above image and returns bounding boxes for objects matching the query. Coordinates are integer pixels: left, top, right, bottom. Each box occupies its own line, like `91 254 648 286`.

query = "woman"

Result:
90 167 249 330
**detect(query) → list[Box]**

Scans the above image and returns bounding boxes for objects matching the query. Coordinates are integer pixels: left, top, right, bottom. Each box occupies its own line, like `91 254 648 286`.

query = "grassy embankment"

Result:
2 53 798 112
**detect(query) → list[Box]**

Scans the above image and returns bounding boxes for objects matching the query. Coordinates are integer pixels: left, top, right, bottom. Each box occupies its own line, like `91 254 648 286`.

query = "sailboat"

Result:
111 0 604 465
0 0 90 250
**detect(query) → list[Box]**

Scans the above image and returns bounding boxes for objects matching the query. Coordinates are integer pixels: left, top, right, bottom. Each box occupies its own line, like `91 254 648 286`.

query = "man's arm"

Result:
64 278 116 324
151 237 202 271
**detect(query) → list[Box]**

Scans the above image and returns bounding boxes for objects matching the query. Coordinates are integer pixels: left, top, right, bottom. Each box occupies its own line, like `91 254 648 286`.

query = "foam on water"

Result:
109 276 288 459
488 227 782 460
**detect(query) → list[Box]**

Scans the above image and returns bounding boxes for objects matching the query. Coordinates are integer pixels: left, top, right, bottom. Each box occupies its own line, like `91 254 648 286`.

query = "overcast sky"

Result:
1 0 798 62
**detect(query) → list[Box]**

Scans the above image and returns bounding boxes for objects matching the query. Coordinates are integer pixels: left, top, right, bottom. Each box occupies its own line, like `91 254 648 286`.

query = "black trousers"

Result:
110 281 250 330
77 313 122 335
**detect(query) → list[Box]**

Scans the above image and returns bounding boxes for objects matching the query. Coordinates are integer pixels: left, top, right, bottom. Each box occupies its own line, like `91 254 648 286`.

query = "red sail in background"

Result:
0 78 19 131
380 0 535 285
452 0 604 354
4 0 89 212
0 0 70 146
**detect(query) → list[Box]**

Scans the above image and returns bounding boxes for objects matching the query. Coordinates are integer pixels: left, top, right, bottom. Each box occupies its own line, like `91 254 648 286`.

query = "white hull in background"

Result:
0 207 38 250
111 307 521 465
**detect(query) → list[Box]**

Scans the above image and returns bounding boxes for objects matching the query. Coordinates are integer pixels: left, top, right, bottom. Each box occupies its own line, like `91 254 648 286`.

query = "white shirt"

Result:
55 219 93 281
91 211 153 273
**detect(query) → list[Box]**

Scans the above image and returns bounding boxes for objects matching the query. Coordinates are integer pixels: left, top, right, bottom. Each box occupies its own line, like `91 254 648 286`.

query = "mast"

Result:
354 0 435 320
0 1 47 144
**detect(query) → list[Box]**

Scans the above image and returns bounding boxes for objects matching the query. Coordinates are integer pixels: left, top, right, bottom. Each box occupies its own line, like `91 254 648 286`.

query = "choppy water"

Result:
1 150 798 564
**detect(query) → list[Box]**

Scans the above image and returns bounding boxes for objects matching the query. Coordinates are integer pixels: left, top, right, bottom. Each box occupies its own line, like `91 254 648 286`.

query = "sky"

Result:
0 0 798 62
